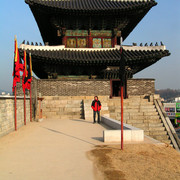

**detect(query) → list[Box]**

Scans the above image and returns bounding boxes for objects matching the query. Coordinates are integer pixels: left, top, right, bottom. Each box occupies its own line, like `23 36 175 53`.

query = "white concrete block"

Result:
104 130 132 142
102 116 144 143
131 130 144 141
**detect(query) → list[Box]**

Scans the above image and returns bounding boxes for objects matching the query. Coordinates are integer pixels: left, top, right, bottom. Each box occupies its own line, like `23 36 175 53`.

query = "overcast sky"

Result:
0 0 180 92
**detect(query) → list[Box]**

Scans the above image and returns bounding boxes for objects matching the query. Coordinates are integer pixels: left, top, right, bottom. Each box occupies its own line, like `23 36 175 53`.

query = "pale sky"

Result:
0 0 180 92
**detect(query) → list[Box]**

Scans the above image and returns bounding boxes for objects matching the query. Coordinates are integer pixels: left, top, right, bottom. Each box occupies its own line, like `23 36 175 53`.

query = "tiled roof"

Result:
25 0 157 45
19 45 170 67
19 43 170 78
25 0 157 11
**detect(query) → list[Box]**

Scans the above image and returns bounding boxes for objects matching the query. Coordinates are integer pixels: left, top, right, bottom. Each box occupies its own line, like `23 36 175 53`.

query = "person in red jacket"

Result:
91 96 101 124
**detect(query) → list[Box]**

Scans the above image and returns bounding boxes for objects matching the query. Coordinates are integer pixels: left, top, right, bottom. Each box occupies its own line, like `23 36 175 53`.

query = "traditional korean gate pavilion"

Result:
19 0 170 97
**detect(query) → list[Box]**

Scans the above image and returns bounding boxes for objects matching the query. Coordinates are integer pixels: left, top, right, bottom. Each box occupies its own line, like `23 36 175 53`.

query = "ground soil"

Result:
88 144 180 180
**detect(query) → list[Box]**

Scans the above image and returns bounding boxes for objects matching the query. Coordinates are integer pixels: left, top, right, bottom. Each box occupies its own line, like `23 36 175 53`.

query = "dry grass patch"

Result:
88 144 180 180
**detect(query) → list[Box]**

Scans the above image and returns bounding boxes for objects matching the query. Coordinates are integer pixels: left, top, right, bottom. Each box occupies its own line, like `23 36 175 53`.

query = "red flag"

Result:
26 53 33 90
22 50 28 93
12 37 20 92
19 57 24 72
22 51 32 91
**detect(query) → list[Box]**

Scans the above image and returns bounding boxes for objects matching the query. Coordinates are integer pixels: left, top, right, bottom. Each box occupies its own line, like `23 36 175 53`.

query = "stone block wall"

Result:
16 78 155 97
37 80 110 96
0 97 30 137
127 79 155 96
16 77 38 119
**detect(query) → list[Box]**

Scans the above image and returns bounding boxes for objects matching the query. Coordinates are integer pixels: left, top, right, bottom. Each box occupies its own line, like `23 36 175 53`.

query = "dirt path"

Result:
1 118 178 180
0 119 106 180
88 144 180 180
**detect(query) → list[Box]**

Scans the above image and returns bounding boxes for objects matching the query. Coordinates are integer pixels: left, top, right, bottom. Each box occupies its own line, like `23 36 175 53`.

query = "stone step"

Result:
161 139 171 144
45 114 83 119
120 109 140 113
44 107 83 111
124 112 144 116
45 101 82 106
120 105 155 109
131 123 149 129
148 131 167 136
130 102 154 105
143 112 159 116
131 126 165 132
108 102 151 107
150 134 170 141
149 123 164 127
140 109 157 112
114 108 157 113
144 131 167 136
131 123 165 130
44 111 83 116
144 119 162 123
127 119 162 124
113 116 160 122
112 107 156 111
149 126 166 131
128 115 160 120
44 110 83 114
108 101 149 106
127 119 144 124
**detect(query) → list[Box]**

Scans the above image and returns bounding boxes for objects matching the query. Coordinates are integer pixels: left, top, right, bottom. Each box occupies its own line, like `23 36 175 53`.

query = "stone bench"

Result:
101 116 144 142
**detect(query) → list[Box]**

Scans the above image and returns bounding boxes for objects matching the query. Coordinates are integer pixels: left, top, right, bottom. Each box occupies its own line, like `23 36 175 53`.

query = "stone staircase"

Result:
108 96 171 144
39 95 172 144
40 96 84 119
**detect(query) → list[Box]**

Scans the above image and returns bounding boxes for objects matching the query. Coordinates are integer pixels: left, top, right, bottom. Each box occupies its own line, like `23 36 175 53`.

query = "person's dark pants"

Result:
93 111 100 123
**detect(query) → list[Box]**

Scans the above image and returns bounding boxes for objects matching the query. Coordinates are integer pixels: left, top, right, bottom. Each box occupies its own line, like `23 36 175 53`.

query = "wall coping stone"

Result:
0 96 30 99
37 78 154 81
37 79 110 82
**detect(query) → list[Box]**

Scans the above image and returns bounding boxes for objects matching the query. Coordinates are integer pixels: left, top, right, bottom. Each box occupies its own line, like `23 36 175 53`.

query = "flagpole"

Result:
30 84 32 122
121 86 123 150
23 50 27 125
29 53 32 122
120 37 124 150
24 91 26 125
15 86 17 131
14 35 18 131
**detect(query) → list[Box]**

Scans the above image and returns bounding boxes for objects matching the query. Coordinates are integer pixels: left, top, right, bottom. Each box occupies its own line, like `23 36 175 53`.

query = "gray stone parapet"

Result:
0 97 31 137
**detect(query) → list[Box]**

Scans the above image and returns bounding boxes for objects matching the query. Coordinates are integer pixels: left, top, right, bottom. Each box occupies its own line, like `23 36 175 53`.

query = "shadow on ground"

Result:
41 126 96 146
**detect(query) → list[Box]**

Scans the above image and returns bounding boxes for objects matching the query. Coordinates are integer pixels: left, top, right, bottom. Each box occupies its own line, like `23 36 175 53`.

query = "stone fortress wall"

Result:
16 78 155 97
0 97 31 137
